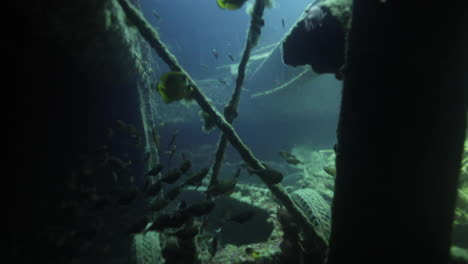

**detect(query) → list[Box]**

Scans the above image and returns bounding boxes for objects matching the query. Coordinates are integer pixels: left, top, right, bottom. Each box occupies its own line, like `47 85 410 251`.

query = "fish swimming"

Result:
149 212 191 231
143 151 151 162
165 185 183 201
233 167 242 179
166 185 183 201
181 200 216 217
201 64 209 69
245 247 261 258
225 210 255 224
200 110 217 132
184 167 210 188
168 129 179 148
278 151 293 160
145 164 163 176
152 10 161 21
161 168 182 184
144 181 162 198
206 179 237 196
216 0 249 10
179 159 191 174
108 156 132 171
156 71 192 104
279 151 303 165
178 200 187 210
323 166 336 177
217 78 228 85
281 18 285 29
228 54 235 62
246 163 283 184
212 49 219 59
209 235 219 260
152 127 160 149
148 196 169 211
167 225 199 240
285 156 302 165
166 145 177 163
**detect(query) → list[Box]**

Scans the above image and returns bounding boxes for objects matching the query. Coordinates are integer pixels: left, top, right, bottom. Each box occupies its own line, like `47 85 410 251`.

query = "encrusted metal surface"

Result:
291 189 331 240
132 231 163 264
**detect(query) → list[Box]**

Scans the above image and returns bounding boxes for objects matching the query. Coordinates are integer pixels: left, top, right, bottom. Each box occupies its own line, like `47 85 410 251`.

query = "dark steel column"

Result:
327 1 467 263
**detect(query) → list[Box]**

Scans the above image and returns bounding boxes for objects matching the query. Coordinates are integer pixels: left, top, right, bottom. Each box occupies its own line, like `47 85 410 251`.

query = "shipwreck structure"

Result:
28 0 466 263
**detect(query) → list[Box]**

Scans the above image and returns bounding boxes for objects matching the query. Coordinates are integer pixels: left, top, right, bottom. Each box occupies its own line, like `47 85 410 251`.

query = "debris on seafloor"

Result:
209 240 282 264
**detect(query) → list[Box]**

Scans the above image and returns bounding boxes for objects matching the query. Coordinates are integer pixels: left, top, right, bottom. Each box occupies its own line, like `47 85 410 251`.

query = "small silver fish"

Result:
233 167 242 178
152 10 161 21
210 235 219 260
218 78 227 85
168 129 179 148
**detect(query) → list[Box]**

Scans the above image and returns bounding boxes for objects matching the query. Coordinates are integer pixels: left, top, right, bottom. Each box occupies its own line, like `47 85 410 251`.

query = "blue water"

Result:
140 0 340 163
141 0 311 79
